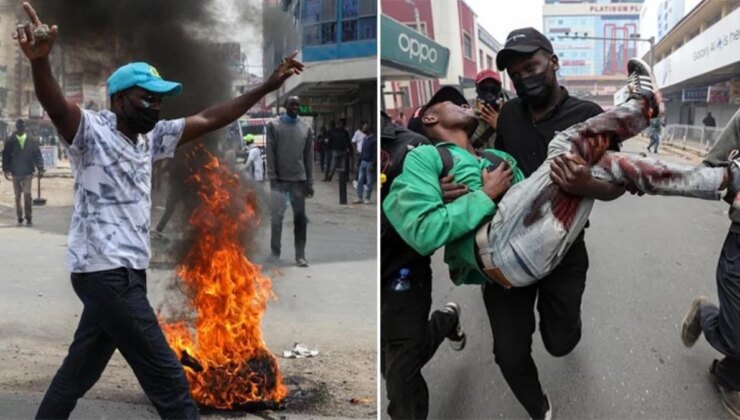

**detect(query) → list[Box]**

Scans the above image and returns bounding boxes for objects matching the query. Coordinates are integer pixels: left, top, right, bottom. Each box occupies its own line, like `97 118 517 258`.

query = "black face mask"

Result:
514 64 553 107
122 96 159 134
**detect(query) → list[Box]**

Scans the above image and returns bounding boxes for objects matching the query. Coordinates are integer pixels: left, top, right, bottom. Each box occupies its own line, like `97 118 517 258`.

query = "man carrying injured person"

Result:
383 57 740 290
15 3 303 419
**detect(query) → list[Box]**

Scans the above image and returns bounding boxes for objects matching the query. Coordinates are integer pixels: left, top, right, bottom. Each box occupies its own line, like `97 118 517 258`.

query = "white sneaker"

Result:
352 180 358 189
543 393 552 420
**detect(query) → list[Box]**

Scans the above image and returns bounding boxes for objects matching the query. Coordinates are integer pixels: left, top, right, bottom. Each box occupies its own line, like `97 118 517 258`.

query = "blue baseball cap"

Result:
107 62 182 96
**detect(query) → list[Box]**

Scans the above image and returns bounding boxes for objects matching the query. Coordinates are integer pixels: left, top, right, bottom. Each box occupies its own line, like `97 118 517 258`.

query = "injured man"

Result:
384 58 740 289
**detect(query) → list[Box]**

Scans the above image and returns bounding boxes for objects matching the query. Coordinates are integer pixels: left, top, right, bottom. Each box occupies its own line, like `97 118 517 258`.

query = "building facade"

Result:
543 0 644 108
263 0 377 132
640 0 740 127
381 0 505 120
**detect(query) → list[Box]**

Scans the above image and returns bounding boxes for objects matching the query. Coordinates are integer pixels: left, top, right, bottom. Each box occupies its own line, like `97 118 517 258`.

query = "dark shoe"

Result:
267 254 280 265
627 57 663 118
710 360 740 420
25 219 32 227
681 295 709 347
17 219 23 226
441 302 466 351
296 258 309 267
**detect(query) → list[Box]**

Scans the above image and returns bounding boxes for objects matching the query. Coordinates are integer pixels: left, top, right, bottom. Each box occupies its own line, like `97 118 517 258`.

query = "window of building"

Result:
479 49 484 67
463 32 473 60
302 0 337 45
342 0 376 42
400 86 411 108
487 55 493 70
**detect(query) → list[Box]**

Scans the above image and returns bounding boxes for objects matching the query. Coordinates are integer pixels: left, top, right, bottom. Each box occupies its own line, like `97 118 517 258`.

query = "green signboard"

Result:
381 15 450 79
299 104 311 115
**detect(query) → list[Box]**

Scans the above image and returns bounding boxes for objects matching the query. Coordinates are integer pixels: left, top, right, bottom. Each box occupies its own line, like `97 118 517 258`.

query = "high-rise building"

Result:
543 0 644 107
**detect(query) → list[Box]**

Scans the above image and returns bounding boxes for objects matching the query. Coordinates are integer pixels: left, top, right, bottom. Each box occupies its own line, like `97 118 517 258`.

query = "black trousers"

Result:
270 181 307 260
700 231 740 390
36 268 198 419
381 278 457 419
482 239 588 419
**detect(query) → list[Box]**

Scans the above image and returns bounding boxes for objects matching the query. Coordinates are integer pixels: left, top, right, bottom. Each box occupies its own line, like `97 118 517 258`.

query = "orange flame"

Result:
161 147 287 409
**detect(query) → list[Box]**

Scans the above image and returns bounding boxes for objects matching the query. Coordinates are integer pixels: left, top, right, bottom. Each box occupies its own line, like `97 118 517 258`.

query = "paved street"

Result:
0 161 377 419
381 139 733 418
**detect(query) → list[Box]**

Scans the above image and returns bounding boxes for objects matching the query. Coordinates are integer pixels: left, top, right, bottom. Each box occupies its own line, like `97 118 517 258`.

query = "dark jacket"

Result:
2 131 44 176
360 133 376 164
327 127 351 152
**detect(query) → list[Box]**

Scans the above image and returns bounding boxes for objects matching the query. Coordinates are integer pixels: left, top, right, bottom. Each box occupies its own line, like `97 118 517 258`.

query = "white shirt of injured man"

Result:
61 108 184 273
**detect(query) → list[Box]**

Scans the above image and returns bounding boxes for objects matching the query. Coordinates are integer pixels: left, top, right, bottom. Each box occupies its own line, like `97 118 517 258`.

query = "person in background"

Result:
266 95 314 267
704 112 717 128
647 117 661 153
244 134 264 182
324 118 351 182
352 120 369 188
354 129 376 204
2 118 44 226
472 69 505 150
317 126 328 173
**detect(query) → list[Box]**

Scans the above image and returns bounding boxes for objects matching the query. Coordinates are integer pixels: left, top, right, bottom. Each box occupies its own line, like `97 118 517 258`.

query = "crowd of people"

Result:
381 27 740 420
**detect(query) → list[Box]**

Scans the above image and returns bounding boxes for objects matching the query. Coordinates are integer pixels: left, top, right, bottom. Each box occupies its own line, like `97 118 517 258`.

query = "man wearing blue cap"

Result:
14 3 303 419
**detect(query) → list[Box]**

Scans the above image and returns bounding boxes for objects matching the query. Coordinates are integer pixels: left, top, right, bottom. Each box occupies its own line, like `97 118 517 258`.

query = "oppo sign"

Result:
398 32 438 64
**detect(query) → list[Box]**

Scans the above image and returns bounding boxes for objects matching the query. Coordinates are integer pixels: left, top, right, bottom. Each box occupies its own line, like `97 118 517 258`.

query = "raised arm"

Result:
16 2 80 144
179 52 304 146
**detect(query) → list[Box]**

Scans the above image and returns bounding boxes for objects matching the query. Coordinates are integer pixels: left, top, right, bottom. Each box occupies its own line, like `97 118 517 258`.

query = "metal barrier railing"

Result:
661 124 724 154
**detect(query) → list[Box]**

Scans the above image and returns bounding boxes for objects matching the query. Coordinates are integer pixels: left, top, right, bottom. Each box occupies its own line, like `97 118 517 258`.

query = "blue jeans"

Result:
700 231 740 391
357 160 375 200
36 268 198 419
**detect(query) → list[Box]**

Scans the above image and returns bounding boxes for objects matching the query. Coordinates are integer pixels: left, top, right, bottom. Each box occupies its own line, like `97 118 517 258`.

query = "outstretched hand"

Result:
263 51 304 92
13 2 58 61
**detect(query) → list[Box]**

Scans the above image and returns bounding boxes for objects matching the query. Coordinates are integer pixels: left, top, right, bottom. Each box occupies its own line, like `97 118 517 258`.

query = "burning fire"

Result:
161 147 287 409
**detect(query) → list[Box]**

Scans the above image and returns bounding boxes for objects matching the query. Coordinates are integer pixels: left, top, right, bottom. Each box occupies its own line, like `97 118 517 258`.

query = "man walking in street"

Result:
380 111 466 419
266 96 314 267
15 3 303 418
243 133 264 182
490 27 626 418
647 117 661 153
354 129 376 204
324 118 352 182
2 118 44 226
351 121 368 188
682 107 740 420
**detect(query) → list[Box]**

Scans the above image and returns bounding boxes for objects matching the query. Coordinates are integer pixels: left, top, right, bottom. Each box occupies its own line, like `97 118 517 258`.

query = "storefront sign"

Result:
544 3 641 16
381 15 450 79
708 84 730 104
654 6 740 89
682 87 708 102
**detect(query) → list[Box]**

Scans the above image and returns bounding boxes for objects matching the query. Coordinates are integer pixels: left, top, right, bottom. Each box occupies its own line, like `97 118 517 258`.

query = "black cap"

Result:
407 86 468 135
496 27 553 71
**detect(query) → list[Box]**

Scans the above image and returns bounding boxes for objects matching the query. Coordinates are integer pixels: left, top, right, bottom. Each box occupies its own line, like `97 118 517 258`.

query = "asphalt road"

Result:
0 163 378 419
381 140 733 419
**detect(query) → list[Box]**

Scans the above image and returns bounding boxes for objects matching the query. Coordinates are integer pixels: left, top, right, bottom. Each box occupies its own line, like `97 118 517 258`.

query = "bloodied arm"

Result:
15 2 81 144
179 53 304 147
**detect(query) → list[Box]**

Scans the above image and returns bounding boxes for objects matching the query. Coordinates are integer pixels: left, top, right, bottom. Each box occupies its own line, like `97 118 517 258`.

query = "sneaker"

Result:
267 253 281 265
626 57 663 119
17 219 23 226
710 360 740 420
363 199 371 204
352 180 358 189
352 198 363 204
441 302 466 351
296 258 309 268
25 220 32 227
681 295 709 347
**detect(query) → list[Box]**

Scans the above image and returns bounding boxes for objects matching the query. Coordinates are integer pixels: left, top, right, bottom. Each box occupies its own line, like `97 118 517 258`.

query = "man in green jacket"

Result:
385 59 739 291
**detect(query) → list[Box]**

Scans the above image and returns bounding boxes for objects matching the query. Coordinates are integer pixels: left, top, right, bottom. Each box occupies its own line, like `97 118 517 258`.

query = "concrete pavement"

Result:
381 139 733 418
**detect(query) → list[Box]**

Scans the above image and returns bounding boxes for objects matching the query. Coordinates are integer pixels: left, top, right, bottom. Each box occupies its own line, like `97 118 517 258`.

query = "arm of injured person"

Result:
383 146 498 256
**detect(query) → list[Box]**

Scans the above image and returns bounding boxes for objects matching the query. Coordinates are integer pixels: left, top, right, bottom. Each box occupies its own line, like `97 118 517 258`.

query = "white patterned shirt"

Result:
62 108 184 273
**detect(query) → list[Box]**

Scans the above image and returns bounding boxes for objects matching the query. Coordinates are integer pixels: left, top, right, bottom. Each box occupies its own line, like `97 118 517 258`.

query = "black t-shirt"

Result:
495 87 616 177
327 128 351 152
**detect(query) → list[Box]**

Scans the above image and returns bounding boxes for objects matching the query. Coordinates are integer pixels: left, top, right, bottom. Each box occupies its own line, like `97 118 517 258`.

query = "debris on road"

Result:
282 343 319 359
350 397 372 405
